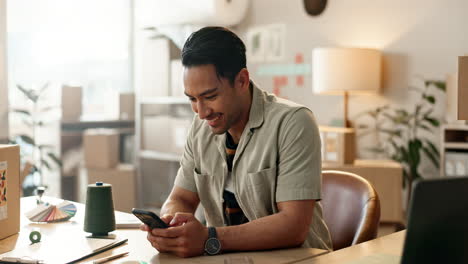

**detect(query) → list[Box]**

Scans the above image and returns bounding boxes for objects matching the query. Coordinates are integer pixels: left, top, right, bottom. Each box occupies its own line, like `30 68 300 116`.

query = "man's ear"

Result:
235 68 250 91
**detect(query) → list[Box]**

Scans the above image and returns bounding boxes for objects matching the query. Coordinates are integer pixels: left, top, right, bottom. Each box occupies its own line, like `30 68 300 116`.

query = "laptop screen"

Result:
401 177 468 264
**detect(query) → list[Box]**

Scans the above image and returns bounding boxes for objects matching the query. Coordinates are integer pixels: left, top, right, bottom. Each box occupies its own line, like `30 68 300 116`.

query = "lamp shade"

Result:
312 47 381 94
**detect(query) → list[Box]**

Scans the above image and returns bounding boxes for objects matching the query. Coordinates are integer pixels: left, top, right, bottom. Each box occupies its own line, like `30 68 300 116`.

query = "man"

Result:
141 26 332 257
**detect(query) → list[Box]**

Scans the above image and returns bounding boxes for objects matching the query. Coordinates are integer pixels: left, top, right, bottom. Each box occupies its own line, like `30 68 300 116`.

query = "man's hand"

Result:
145 212 209 258
139 213 174 232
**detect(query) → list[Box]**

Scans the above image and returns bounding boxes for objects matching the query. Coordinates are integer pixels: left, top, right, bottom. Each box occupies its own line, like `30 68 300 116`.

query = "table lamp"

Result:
312 47 382 127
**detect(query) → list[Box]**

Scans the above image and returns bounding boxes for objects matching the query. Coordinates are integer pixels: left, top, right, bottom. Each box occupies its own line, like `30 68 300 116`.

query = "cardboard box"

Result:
61 85 82 121
319 126 356 165
323 159 403 223
0 145 20 240
83 129 119 169
119 92 135 120
136 37 181 97
458 56 468 120
86 164 136 213
142 116 191 154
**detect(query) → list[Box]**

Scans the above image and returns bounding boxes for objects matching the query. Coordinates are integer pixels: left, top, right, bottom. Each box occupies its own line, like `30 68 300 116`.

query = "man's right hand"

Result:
139 213 175 233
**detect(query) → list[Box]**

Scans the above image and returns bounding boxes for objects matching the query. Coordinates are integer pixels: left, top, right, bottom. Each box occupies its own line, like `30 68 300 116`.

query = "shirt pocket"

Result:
193 170 221 226
245 167 277 217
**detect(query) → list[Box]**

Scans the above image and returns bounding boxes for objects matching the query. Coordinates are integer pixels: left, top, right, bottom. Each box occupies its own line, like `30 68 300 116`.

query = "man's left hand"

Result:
148 212 208 258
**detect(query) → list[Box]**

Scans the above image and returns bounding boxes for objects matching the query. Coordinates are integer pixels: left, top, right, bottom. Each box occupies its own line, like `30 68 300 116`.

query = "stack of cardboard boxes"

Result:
83 129 136 213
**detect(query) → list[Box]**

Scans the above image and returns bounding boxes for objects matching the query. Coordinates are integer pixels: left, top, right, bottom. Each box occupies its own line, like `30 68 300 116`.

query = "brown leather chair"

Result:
321 170 381 250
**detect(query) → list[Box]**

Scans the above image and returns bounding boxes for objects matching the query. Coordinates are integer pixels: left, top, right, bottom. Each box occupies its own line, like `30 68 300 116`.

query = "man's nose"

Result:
195 101 211 120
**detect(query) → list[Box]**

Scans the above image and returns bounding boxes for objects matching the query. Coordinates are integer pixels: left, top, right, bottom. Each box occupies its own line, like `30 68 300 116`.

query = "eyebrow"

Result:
184 87 218 97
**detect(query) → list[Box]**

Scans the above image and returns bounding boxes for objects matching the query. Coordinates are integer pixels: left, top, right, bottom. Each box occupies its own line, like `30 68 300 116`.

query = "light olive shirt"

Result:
174 83 332 251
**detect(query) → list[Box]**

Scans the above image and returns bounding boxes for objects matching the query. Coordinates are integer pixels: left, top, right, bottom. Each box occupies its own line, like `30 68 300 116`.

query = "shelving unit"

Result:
441 123 468 177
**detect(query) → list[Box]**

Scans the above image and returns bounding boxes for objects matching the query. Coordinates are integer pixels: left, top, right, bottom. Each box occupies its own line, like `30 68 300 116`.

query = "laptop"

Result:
353 177 468 264
399 176 468 263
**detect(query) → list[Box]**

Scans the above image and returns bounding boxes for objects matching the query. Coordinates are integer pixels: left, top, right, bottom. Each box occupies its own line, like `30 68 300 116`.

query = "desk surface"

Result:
0 197 327 263
296 230 405 264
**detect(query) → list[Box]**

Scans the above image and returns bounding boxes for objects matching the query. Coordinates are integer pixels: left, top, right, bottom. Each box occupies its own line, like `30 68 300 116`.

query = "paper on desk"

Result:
345 253 401 264
115 213 141 229
0 234 122 263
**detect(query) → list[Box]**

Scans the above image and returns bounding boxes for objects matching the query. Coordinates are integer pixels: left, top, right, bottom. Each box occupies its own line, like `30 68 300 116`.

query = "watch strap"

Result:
208 226 217 239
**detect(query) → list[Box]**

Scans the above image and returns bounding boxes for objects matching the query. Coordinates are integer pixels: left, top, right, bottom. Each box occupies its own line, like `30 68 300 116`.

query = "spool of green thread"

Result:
84 182 116 237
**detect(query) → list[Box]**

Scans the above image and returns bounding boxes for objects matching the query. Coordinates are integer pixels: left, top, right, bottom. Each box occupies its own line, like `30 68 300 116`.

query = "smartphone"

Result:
132 208 169 229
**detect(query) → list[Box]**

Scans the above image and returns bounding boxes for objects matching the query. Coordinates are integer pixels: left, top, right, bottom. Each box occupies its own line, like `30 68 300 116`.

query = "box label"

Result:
0 161 7 220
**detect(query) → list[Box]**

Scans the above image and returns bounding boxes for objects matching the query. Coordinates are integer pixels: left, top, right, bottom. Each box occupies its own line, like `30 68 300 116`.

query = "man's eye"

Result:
206 95 217 100
189 97 196 102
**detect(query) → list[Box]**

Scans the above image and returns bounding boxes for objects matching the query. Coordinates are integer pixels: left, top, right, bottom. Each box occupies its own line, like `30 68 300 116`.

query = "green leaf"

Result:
408 139 422 170
19 134 35 145
423 94 436 104
38 82 50 95
38 144 54 150
417 124 432 133
16 84 39 103
366 147 385 154
425 80 446 91
424 139 439 157
39 106 58 113
381 129 402 137
11 108 32 117
47 152 62 167
422 146 439 169
423 116 440 127
41 159 51 170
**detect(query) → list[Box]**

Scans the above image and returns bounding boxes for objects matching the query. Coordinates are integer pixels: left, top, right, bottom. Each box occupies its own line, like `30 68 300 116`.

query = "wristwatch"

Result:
204 227 221 255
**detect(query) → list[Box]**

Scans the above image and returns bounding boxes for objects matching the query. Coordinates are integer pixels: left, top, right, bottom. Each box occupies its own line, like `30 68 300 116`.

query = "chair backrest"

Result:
321 170 381 250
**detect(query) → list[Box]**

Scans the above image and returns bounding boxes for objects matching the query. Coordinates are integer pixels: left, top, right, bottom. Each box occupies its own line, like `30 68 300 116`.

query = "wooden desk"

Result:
295 231 405 264
0 197 327 263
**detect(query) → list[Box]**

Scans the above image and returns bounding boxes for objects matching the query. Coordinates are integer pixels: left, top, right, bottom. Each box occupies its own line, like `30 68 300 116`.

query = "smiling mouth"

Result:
206 114 222 126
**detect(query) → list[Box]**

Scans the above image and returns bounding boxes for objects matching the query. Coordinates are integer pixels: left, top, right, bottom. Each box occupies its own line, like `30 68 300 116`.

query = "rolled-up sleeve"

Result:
174 119 198 193
276 108 322 202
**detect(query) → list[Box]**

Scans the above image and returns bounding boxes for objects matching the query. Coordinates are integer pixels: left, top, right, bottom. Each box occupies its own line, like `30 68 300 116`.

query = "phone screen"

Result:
132 208 169 229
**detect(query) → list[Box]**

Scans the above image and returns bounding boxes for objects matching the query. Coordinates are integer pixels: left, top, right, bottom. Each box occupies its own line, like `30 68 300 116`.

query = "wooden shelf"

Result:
444 142 468 150
139 150 181 162
139 97 190 105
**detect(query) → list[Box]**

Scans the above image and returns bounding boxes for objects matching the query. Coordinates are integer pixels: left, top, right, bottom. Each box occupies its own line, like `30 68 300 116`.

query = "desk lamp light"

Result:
312 47 381 127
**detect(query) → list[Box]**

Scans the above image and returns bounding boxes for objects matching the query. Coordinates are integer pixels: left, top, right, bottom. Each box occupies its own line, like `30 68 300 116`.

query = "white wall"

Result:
235 0 467 177
0 0 7 141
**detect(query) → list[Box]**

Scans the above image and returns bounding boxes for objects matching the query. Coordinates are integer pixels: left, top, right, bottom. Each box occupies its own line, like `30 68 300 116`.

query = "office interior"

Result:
1 0 468 263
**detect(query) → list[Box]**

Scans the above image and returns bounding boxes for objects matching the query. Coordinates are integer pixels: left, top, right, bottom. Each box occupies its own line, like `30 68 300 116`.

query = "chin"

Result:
209 126 228 135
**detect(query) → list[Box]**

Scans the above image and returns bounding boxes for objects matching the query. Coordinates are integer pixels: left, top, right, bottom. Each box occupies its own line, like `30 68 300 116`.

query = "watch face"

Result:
205 237 221 255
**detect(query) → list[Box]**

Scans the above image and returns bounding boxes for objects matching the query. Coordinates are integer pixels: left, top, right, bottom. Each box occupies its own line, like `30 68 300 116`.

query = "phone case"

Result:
131 208 168 229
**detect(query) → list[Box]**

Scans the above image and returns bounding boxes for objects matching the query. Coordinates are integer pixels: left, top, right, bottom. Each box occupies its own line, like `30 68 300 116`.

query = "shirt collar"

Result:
246 81 264 131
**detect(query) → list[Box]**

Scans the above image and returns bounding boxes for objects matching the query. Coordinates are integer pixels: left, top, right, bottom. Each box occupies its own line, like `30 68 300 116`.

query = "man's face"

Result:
184 64 242 135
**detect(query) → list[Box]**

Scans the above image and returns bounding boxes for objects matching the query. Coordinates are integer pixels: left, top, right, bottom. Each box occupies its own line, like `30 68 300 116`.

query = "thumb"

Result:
169 212 195 226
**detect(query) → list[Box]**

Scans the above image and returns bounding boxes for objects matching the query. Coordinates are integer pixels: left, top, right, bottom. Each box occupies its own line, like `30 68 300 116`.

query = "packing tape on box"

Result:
29 230 41 244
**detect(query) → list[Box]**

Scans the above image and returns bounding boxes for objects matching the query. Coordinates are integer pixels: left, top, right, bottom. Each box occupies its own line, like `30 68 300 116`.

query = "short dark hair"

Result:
182 27 247 85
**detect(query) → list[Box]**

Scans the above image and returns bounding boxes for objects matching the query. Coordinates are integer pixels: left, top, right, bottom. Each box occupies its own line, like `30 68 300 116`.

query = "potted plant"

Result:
10 83 62 196
357 79 446 205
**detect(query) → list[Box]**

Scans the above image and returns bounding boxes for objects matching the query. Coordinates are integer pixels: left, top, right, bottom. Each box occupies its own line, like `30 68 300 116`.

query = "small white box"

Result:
119 92 135 120
170 59 184 97
171 118 192 154
61 85 82 121
143 116 173 153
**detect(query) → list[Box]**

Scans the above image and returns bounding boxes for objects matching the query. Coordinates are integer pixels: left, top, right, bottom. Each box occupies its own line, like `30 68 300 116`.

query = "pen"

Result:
93 252 129 264
65 238 129 264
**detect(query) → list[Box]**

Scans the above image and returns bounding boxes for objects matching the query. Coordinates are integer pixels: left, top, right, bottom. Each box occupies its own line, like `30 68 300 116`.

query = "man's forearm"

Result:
217 211 310 251
160 197 197 217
